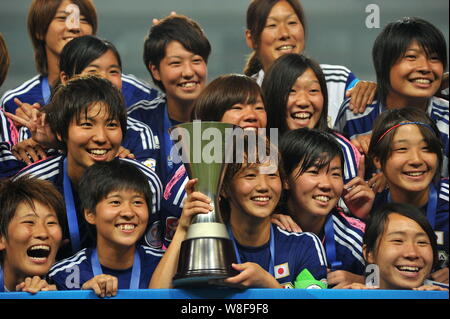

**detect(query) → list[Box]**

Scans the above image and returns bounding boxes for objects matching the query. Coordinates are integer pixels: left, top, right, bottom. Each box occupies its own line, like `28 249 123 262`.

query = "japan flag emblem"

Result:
274 263 290 279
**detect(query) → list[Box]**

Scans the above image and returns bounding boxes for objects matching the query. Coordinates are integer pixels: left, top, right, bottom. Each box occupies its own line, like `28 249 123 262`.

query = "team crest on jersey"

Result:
145 221 162 249
142 158 157 171
274 263 290 279
165 216 179 242
438 250 449 268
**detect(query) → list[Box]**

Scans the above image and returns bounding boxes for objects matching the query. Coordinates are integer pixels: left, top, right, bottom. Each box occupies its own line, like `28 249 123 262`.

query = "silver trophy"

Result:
170 121 239 287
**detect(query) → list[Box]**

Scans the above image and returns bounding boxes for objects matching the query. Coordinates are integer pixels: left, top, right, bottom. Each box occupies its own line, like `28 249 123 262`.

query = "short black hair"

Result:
59 35 122 79
280 128 344 180
45 75 127 152
193 74 263 122
143 14 211 91
364 202 439 268
373 17 447 105
78 158 153 215
262 54 329 136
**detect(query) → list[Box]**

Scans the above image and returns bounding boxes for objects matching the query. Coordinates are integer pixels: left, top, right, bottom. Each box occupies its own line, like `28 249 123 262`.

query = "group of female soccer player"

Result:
0 0 448 296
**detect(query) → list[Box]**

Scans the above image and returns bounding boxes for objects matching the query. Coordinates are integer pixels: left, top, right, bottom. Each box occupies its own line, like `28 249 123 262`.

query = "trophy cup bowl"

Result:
170 121 239 287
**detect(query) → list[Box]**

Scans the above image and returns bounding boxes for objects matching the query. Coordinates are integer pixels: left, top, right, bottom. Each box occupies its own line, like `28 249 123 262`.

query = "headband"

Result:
377 121 434 143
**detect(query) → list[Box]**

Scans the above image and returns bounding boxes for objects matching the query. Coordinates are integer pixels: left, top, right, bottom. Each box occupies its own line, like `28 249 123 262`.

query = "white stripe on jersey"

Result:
277 227 327 267
1 112 11 142
121 74 154 94
334 236 365 266
13 156 61 180
48 249 88 277
142 245 165 257
333 135 357 180
332 215 364 257
439 180 449 202
127 96 166 113
0 75 41 106
173 176 189 207
127 117 156 150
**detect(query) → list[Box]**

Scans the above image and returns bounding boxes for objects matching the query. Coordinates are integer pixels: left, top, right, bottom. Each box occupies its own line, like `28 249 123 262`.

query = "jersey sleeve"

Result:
293 232 328 282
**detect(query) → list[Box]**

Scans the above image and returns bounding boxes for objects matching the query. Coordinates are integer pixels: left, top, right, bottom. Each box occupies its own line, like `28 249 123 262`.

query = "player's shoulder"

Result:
48 248 90 277
13 155 63 180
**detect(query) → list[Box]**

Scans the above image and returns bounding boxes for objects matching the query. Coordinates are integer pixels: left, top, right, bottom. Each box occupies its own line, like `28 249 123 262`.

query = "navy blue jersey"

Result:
231 224 327 288
254 64 358 128
127 96 182 185
334 97 449 177
0 110 25 177
1 74 161 115
332 132 361 185
47 245 164 290
371 178 449 270
13 155 163 259
319 209 366 275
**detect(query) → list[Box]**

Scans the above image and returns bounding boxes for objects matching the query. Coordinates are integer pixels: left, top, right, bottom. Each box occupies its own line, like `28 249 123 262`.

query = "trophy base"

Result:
172 237 241 288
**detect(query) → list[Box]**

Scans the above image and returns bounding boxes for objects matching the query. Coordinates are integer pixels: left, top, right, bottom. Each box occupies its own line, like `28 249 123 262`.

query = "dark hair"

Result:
363 202 439 269
59 35 122 79
193 74 264 121
244 0 307 76
78 159 153 240
368 108 443 182
45 75 127 151
143 14 211 91
79 158 153 214
262 53 329 136
0 176 66 262
372 17 447 106
280 128 344 180
220 135 284 222
0 33 9 87
27 0 98 75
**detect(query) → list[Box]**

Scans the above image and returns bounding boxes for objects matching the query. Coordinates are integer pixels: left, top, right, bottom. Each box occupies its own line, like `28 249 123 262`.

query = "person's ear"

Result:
283 179 290 191
84 209 96 225
60 71 69 84
373 157 382 170
149 64 161 82
245 29 256 50
363 244 375 264
0 234 6 251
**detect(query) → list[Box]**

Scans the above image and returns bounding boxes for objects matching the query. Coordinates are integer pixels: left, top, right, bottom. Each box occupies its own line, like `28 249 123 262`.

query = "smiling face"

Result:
64 102 123 182
0 200 62 283
220 97 267 130
85 189 149 249
285 68 324 130
150 40 207 107
79 49 122 89
44 0 93 60
226 164 282 221
366 213 434 289
387 40 444 107
247 0 305 72
376 124 437 200
286 156 343 220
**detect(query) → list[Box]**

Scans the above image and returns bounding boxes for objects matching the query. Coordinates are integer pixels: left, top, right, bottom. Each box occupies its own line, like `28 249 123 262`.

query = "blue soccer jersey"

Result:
13 155 163 259
332 132 361 185
319 209 366 275
127 96 183 185
255 64 359 128
47 245 164 290
229 224 328 288
334 97 449 177
1 74 161 115
371 178 449 270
